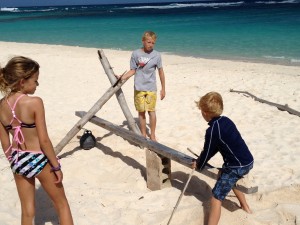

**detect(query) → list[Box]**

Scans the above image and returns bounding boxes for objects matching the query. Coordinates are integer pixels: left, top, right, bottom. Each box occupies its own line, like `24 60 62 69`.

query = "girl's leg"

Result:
232 188 252 213
208 196 222 225
148 111 157 141
37 163 73 225
14 174 36 225
138 111 147 138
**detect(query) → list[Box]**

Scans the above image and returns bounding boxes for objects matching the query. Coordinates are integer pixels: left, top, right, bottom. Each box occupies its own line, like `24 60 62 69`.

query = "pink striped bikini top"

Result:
4 94 36 161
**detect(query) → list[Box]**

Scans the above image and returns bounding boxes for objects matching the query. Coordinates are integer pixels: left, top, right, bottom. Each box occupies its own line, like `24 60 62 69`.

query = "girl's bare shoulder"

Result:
22 95 44 107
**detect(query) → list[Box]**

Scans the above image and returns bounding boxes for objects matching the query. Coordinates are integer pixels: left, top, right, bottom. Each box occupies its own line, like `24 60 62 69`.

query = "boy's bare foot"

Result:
150 135 157 141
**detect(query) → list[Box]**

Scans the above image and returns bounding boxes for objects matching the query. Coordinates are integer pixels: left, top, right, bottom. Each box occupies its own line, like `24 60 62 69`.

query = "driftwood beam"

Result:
230 89 300 117
54 78 127 155
76 111 192 167
75 111 258 194
97 50 141 134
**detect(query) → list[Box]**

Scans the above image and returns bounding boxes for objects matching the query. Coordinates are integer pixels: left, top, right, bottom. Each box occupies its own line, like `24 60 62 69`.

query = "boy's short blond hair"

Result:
142 31 157 41
196 92 223 117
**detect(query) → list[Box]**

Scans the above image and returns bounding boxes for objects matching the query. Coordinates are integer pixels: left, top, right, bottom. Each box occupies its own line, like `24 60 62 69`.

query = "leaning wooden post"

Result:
97 50 141 134
54 79 127 155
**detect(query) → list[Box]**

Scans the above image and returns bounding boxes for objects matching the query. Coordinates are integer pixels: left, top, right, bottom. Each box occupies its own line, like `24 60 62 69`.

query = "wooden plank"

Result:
53 78 127 155
75 111 258 194
75 111 192 167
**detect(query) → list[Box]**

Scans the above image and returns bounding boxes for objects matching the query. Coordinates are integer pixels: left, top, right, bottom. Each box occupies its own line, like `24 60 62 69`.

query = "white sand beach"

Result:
0 41 300 225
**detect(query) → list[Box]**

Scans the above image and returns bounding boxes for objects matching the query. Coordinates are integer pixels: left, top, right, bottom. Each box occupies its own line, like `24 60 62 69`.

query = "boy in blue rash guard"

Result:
192 91 254 225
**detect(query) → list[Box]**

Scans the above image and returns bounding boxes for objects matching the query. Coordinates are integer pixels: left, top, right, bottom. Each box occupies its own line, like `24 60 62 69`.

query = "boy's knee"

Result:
148 111 156 116
139 111 146 118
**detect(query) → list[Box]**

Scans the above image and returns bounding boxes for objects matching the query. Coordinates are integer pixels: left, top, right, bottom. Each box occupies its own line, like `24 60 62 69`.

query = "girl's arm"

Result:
33 97 63 183
0 122 11 160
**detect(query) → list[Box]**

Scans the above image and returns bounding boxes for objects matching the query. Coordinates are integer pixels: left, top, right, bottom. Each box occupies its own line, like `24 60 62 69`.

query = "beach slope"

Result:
0 42 299 225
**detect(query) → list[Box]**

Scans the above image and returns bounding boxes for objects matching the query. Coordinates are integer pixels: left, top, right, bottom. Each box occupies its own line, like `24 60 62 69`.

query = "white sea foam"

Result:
0 7 19 12
21 8 57 12
264 55 300 65
0 7 57 13
124 2 245 10
256 0 299 4
264 55 286 59
291 58 300 63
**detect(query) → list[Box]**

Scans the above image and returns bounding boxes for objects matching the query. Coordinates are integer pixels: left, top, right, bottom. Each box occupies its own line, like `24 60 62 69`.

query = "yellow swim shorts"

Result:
134 90 157 112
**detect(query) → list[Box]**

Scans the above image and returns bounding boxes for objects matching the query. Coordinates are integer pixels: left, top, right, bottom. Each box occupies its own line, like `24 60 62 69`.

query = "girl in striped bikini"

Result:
0 56 73 225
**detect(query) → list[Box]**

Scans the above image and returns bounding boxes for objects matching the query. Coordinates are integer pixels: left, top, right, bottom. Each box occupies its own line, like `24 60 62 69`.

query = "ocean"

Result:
0 0 300 66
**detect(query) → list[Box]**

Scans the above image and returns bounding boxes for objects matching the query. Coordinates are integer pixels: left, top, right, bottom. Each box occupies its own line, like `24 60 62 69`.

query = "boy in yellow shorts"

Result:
120 31 166 141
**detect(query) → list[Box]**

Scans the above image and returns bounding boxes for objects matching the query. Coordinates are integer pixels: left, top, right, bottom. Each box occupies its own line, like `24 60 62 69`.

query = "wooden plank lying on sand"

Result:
75 111 258 194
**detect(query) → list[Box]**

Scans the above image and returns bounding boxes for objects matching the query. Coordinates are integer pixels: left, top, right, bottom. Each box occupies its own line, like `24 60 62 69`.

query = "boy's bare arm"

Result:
120 69 136 80
158 67 166 100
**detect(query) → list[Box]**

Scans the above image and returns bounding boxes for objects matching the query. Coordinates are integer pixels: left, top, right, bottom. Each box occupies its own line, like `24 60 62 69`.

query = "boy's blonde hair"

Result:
196 92 223 117
142 31 157 41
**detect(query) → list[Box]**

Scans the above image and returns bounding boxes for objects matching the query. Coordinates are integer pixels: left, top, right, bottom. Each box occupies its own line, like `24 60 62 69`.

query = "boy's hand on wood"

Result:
191 160 197 169
114 74 121 79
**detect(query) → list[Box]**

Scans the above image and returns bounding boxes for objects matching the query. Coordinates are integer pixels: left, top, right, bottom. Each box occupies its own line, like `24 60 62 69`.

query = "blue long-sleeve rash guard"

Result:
196 116 254 170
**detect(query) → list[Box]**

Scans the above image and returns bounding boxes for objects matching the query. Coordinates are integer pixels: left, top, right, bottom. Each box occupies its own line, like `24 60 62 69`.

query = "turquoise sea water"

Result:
0 0 300 65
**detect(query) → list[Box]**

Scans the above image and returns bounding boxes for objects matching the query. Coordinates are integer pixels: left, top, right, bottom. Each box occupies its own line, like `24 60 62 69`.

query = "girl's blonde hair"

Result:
196 91 223 117
0 56 40 95
142 31 157 41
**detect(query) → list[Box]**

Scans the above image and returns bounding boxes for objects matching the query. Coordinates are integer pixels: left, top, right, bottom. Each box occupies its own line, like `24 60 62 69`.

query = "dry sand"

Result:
0 41 300 225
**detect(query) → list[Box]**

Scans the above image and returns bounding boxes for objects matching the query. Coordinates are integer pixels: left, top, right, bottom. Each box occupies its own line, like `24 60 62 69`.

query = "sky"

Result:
0 0 202 7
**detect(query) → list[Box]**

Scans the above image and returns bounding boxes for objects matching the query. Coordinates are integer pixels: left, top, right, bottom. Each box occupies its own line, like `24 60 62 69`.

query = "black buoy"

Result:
80 130 96 150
